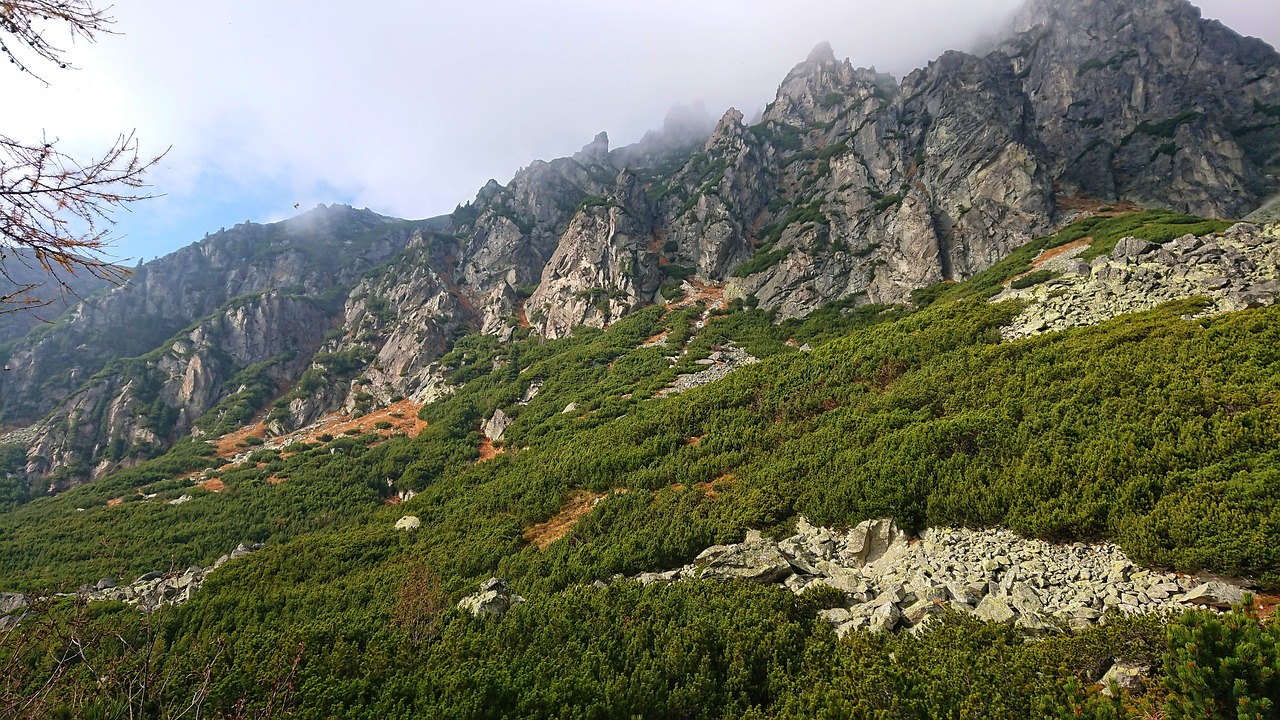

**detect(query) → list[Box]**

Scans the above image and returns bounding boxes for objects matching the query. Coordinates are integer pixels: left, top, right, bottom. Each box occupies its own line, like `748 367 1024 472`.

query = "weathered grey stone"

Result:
842 518 909 567
0 593 29 615
1176 582 1244 609
458 578 525 617
974 595 1017 624
697 539 793 584
903 599 945 625
868 602 902 633
819 608 854 626
482 408 512 442
0 613 26 631
1010 584 1044 614
395 515 421 531
1099 661 1150 697
1112 237 1158 260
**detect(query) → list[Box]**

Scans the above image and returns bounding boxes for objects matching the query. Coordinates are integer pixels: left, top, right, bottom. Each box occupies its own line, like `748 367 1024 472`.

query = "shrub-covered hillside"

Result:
1 213 1278 717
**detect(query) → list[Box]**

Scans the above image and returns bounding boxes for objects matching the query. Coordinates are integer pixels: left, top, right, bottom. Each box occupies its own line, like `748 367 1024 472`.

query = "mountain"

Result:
1 0 1278 490
1 206 416 484
3 0 1280 715
0 249 117 345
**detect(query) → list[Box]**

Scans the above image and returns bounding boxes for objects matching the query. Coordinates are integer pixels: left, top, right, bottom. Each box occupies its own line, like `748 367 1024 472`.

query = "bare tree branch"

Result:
0 0 114 83
0 1 166 315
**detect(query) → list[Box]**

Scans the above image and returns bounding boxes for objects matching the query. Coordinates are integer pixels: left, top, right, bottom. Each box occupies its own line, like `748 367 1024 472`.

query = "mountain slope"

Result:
1 213 1278 715
0 206 416 483
1 0 1277 490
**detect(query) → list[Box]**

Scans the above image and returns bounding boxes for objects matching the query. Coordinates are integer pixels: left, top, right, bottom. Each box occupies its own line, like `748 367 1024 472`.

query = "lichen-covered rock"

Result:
1002 223 1280 340
695 539 794 584
1099 661 1151 697
1175 582 1244 609
482 409 512 443
627 517 1250 636
458 578 525 617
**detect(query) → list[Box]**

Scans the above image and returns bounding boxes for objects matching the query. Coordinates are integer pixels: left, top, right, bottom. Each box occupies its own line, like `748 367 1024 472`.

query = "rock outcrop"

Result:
0 205 403 426
525 171 663 338
1001 222 1280 339
1004 0 1280 218
24 292 332 486
0 249 113 345
458 577 524 617
655 345 760 398
627 518 1250 636
74 542 264 612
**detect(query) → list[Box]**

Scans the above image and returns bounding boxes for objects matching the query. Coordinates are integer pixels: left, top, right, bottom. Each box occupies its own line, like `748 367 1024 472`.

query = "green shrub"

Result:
1010 269 1053 289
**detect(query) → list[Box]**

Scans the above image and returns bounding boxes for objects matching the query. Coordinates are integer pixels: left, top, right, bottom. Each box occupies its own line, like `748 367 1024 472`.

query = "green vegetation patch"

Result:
1009 269 1054 290
1 209 1278 718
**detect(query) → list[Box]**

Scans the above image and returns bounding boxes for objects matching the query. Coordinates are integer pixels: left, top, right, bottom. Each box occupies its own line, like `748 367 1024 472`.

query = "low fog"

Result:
8 0 1279 260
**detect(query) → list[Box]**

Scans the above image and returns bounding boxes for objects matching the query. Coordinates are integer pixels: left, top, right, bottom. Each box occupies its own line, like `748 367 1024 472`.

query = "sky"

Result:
6 1 1279 263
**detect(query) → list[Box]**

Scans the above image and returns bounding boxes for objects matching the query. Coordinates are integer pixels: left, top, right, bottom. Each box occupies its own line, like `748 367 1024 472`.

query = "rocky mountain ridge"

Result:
2 0 1278 489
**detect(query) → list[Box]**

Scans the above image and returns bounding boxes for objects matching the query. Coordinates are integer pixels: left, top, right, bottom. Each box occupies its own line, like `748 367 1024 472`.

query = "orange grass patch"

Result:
523 489 626 550
1032 237 1093 269
477 436 504 463
694 473 737 500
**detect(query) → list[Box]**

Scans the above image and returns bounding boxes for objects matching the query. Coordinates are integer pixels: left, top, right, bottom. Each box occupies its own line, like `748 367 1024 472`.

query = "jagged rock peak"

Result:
474 178 504 205
1012 0 1274 53
779 41 845 85
575 131 610 164
807 41 837 66
705 107 746 150
1014 0 1189 31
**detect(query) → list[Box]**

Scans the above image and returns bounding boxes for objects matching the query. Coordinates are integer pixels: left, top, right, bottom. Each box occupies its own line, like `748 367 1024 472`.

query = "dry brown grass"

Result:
523 489 628 550
277 398 427 451
213 418 268 457
1032 237 1093 269
670 280 725 310
1254 593 1280 620
694 473 736 500
477 437 504 463
197 478 226 493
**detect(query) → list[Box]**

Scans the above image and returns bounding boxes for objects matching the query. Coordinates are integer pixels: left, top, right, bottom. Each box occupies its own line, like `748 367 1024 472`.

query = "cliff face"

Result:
0 250 115 346
526 171 663 339
1003 0 1280 219
2 0 1278 490
718 46 1057 318
24 292 331 486
0 205 405 426
1 206 413 485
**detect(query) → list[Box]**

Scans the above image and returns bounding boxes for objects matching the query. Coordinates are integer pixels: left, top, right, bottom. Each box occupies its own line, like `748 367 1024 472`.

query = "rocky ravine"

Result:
1001 221 1280 339
626 518 1248 637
